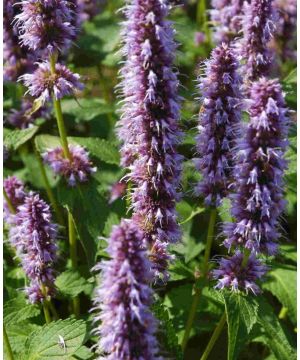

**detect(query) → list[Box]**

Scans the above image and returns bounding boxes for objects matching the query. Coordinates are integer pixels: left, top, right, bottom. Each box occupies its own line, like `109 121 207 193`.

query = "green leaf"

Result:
6 322 41 354
263 264 296 324
24 318 87 360
4 126 39 151
55 270 93 298
57 178 110 266
256 297 296 360
35 134 120 165
223 292 259 360
70 346 93 359
280 244 297 263
4 297 40 326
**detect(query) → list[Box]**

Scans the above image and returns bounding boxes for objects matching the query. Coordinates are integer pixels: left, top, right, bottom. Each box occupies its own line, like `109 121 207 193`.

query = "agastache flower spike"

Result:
195 43 242 206
240 0 276 81
4 0 36 81
15 0 77 54
117 0 183 281
3 176 26 223
210 0 246 44
20 62 84 104
212 251 268 294
223 78 289 255
9 192 58 303
273 0 297 61
43 144 97 186
93 219 160 359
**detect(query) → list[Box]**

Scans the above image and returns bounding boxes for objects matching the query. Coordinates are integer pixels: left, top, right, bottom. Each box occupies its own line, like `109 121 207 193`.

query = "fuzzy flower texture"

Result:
3 176 26 223
15 0 77 54
118 0 183 280
93 219 160 360
43 144 97 186
20 62 84 104
195 43 242 206
224 78 289 256
10 193 58 303
212 251 267 294
240 0 276 81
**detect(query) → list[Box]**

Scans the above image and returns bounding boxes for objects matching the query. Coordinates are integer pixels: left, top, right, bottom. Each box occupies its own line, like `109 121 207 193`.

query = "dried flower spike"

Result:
195 43 242 206
118 0 183 280
224 78 289 255
93 219 160 359
43 144 97 186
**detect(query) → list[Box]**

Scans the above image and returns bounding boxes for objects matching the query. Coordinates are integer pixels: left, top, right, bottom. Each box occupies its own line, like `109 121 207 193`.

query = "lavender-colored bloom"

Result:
15 0 76 54
240 0 276 81
3 176 26 223
4 0 36 82
43 144 97 186
195 43 242 206
7 98 50 129
93 219 160 359
78 0 103 22
210 0 246 44
224 78 289 255
212 251 267 294
10 192 57 303
20 62 84 104
117 0 183 280
194 31 206 46
273 0 297 61
109 180 127 204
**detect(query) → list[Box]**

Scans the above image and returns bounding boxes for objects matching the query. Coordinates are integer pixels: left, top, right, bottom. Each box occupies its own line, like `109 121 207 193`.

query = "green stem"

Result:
33 142 64 226
241 248 251 268
181 208 217 350
200 312 226 360
68 211 80 317
196 0 211 45
42 301 51 324
49 300 59 320
49 54 71 161
3 189 16 214
4 325 14 360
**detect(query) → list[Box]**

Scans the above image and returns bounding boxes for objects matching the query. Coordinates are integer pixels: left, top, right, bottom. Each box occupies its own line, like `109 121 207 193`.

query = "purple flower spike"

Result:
224 78 289 255
273 0 297 61
195 43 242 207
10 192 58 303
7 98 50 129
240 0 276 81
20 62 84 104
212 251 268 294
210 0 246 44
3 176 26 223
15 0 76 54
4 0 36 82
43 144 97 186
93 219 160 359
117 0 183 280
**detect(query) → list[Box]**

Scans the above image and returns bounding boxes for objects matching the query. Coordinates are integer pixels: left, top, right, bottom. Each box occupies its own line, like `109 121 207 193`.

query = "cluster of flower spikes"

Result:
43 145 97 186
213 78 289 293
16 0 96 186
93 219 160 359
9 192 58 303
3 176 26 223
195 43 242 207
239 0 276 82
210 0 247 44
273 0 297 61
117 0 183 281
4 0 36 81
7 98 50 129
